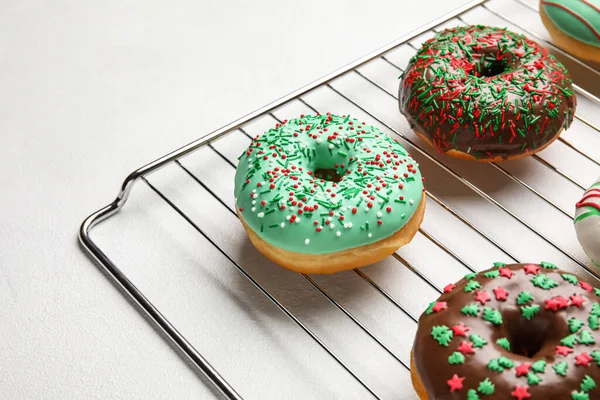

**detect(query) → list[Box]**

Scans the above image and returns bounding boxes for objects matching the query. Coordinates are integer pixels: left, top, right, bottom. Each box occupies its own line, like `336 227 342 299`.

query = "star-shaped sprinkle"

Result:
493 287 509 301
576 353 594 367
499 267 514 279
511 385 531 399
443 283 456 293
580 281 593 292
515 363 531 377
457 341 475 355
447 374 465 392
432 302 447 313
475 291 491 305
523 264 540 275
570 295 586 308
556 346 574 356
545 296 569 311
451 324 470 337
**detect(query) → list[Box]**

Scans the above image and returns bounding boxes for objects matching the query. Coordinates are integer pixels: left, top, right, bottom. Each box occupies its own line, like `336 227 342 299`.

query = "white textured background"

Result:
3 0 594 399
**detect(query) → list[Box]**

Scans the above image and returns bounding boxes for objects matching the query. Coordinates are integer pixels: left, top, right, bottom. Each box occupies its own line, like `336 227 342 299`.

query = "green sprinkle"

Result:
527 372 542 386
464 280 481 292
569 318 585 333
464 273 478 280
484 270 500 278
448 352 465 364
531 360 546 373
493 262 506 268
483 307 502 325
431 325 453 346
589 314 600 330
470 334 488 348
581 376 596 392
517 291 534 305
461 304 480 317
591 350 600 366
496 338 510 351
521 305 540 321
541 261 558 269
467 389 480 400
561 273 579 285
572 391 590 400
560 334 578 348
553 361 568 376
580 330 596 345
477 378 495 395
531 274 558 290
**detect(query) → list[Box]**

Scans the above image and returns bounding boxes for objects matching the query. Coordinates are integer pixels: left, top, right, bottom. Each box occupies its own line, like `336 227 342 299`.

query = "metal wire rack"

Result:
79 0 600 398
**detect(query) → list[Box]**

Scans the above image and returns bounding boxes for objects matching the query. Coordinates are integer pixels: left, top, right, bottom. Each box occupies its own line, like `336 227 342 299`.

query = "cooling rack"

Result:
79 0 600 398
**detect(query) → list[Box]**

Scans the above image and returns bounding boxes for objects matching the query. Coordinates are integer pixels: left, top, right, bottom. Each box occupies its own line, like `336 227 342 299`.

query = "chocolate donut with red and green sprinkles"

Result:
399 25 576 162
412 262 600 399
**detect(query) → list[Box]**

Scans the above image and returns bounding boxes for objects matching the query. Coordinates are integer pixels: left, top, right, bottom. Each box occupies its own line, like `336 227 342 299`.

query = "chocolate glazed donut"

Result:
399 26 577 162
412 262 600 399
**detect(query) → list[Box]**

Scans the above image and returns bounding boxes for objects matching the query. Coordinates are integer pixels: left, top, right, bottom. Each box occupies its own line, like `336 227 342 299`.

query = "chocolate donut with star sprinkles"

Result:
234 114 425 274
399 25 576 162
411 262 600 399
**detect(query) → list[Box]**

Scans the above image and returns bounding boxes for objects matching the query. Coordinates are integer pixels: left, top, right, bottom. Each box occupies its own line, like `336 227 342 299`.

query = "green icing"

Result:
233 114 423 254
542 0 600 47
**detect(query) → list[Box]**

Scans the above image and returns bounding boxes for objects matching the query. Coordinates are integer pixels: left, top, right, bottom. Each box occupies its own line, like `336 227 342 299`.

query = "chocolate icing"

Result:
413 263 600 399
399 26 577 161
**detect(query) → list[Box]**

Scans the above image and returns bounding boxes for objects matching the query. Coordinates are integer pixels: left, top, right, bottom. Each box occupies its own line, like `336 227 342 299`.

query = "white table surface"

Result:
0 0 491 398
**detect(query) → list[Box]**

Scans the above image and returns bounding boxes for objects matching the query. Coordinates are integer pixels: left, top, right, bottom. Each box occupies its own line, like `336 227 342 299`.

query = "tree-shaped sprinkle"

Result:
431 325 453 346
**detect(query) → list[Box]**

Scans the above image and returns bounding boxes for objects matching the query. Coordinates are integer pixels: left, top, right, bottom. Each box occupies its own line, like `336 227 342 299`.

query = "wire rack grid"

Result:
80 0 600 398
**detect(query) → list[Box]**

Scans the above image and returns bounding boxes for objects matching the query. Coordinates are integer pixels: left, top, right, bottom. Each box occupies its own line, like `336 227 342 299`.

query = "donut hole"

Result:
475 59 507 78
503 311 567 358
313 168 343 183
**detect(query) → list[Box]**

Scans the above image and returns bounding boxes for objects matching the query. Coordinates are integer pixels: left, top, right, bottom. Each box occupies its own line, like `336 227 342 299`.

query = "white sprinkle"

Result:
348 222 353 228
329 144 334 149
365 207 370 212
289 206 295 211
295 218 301 224
326 217 332 222
377 212 383 218
409 199 414 205
280 222 285 228
347 206 352 210
286 215 291 221
252 200 256 205
378 199 384 204
252 189 256 193
305 239 310 245
252 193 258 198
368 233 373 238
251 207 256 212
344 223 348 229
336 231 341 237
330 223 335 229
316 138 322 144
257 212 265 218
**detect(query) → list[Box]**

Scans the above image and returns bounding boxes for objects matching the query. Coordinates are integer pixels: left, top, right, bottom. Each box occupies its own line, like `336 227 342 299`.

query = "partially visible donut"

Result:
540 0 600 64
575 177 600 268
234 114 425 274
412 262 600 399
399 25 576 162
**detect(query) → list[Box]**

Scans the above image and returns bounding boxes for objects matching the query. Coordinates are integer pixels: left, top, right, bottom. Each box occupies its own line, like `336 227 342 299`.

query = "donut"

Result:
411 262 600 399
540 0 600 64
233 114 425 274
575 177 600 268
398 25 577 162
